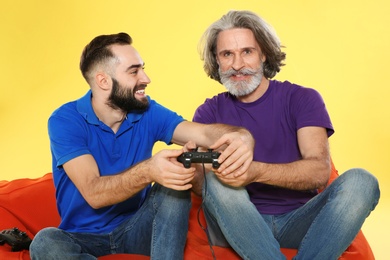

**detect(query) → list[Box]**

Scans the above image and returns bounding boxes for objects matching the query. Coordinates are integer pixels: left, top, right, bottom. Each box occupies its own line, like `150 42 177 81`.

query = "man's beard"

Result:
107 78 149 114
219 64 264 97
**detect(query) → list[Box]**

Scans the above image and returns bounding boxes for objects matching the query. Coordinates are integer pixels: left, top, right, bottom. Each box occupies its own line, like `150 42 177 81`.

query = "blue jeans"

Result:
30 183 191 260
202 168 380 260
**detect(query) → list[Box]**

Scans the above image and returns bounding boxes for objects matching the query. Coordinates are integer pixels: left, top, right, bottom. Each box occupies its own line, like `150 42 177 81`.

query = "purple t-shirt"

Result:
193 80 334 215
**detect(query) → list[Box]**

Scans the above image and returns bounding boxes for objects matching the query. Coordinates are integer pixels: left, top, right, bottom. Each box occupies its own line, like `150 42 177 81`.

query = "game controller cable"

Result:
197 161 217 260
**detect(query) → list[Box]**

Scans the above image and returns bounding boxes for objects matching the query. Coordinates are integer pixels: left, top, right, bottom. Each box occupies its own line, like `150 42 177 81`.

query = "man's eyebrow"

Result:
218 46 257 54
125 63 145 71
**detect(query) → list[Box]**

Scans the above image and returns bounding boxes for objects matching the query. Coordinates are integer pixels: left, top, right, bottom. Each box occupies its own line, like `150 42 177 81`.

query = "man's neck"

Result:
91 96 126 133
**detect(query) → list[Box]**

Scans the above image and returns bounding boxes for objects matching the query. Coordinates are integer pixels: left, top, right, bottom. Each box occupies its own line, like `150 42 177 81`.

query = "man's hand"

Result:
210 129 254 176
148 148 196 191
171 122 254 180
214 163 256 187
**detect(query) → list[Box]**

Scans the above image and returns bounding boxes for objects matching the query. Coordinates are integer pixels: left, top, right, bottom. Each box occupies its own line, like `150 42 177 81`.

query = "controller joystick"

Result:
177 148 221 169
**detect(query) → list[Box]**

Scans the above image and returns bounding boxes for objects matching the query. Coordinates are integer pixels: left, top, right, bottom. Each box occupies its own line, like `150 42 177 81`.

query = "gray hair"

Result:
199 10 286 82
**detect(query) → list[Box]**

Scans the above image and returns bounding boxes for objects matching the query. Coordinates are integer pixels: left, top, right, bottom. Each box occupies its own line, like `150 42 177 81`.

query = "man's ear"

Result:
261 54 266 63
95 72 111 91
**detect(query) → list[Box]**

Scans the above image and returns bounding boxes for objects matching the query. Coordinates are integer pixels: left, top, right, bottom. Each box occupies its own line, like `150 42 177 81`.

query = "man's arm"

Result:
216 126 331 190
62 121 254 209
171 121 255 176
63 148 196 209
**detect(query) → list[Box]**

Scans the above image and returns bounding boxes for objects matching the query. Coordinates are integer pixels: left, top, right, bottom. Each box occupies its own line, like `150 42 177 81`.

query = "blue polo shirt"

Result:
48 90 184 233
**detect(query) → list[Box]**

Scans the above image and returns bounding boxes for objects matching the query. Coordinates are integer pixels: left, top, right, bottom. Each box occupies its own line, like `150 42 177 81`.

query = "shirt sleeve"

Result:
48 106 90 167
290 87 334 137
147 100 185 144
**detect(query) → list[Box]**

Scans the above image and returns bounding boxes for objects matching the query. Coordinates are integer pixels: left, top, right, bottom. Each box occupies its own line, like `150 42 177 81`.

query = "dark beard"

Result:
107 78 149 114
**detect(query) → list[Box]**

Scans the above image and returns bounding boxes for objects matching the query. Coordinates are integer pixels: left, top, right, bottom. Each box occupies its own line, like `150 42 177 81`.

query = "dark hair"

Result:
199 10 286 82
79 32 132 82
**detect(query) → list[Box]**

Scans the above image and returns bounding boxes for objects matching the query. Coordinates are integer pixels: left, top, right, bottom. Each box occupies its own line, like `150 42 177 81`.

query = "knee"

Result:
156 185 191 212
341 168 380 209
343 168 379 193
30 227 62 258
204 172 242 198
203 172 250 208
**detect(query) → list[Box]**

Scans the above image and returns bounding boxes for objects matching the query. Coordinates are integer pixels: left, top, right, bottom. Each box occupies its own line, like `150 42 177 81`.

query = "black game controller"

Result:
177 148 221 169
0 227 32 252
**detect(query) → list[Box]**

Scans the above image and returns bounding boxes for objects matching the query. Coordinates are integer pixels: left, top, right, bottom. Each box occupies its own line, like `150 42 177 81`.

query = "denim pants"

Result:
202 168 380 260
30 183 191 260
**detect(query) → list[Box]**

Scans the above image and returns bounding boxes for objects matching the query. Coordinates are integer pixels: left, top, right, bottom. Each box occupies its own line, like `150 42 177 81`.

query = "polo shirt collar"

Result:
77 90 100 125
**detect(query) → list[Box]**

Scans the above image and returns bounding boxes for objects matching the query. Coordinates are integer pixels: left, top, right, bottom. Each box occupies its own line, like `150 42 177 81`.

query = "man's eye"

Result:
223 52 232 57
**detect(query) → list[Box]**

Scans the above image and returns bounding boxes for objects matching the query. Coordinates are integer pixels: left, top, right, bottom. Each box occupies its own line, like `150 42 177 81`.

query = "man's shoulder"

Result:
271 80 304 90
270 80 320 97
48 98 90 131
50 91 92 121
50 100 78 119
203 91 233 104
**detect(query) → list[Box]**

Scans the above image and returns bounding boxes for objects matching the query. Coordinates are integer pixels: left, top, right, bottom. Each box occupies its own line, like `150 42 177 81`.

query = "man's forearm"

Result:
84 161 152 209
172 121 253 148
201 123 252 147
251 158 331 190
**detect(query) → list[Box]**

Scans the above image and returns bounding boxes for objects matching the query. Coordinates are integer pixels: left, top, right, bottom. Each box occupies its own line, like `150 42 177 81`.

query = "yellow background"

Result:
1 0 389 258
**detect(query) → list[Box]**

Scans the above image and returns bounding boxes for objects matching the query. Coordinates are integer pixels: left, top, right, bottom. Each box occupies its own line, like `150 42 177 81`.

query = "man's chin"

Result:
139 96 148 102
225 85 258 97
137 98 150 110
139 97 149 107
224 84 244 96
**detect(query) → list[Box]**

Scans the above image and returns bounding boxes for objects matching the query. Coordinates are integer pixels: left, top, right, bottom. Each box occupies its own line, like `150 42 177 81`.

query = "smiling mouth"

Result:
231 73 250 80
135 89 145 95
134 85 147 96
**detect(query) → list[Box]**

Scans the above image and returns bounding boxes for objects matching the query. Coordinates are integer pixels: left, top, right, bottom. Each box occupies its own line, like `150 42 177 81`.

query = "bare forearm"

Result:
83 161 152 209
251 158 331 190
173 121 252 148
252 127 331 190
199 123 251 147
66 148 195 209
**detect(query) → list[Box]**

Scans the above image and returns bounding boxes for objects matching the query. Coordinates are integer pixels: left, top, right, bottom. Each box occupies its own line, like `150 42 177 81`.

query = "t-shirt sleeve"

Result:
148 100 185 144
290 87 334 137
48 108 90 168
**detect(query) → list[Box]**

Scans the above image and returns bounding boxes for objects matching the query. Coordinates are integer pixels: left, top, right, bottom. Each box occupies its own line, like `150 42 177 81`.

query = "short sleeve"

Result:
48 105 90 167
290 87 334 137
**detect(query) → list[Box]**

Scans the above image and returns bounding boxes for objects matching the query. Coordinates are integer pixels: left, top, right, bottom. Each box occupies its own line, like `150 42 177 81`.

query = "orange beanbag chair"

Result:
0 162 375 259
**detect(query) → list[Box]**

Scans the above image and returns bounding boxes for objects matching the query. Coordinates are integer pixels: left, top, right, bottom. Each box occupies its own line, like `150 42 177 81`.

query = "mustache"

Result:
220 68 259 77
133 84 147 92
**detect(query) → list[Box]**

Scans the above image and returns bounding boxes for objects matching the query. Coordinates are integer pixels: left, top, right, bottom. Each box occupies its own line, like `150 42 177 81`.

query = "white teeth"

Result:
136 90 145 94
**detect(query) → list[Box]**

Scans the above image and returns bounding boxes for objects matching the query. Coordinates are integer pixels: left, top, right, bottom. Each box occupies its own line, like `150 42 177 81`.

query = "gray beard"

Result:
219 66 264 97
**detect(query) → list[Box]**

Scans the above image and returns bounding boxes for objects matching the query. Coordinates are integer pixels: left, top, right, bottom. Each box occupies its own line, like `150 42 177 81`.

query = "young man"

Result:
192 10 380 259
30 32 254 259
